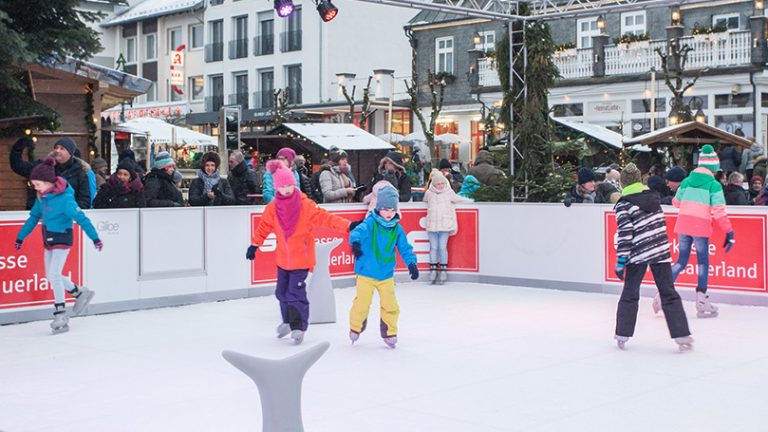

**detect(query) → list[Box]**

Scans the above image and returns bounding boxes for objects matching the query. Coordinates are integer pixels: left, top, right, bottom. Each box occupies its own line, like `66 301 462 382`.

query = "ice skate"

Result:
383 336 397 349
429 264 438 285
50 311 69 334
675 336 694 352
439 264 448 284
290 330 305 345
615 335 629 350
651 293 662 315
71 286 95 316
349 330 360 344
696 292 719 318
276 323 290 339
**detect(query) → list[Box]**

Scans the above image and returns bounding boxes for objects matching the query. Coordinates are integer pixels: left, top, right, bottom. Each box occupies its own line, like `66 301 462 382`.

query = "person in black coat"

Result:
93 160 146 209
10 136 91 209
365 151 412 202
188 151 235 207
143 153 184 207
723 172 750 206
717 144 741 174
227 151 260 205
294 155 312 196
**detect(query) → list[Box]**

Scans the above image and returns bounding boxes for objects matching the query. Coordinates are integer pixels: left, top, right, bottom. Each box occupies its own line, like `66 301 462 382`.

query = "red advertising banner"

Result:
604 212 767 292
0 221 83 309
250 208 480 285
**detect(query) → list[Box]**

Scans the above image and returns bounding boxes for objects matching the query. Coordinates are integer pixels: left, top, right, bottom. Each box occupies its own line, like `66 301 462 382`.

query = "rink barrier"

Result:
1 203 766 325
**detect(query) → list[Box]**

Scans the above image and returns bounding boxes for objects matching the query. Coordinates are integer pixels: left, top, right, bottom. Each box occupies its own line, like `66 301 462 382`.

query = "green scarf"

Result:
371 212 399 263
622 182 646 196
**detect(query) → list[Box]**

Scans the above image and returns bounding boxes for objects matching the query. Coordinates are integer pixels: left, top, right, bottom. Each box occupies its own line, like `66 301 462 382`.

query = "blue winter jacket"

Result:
86 170 97 207
18 179 100 247
459 174 481 198
262 170 301 204
350 211 417 280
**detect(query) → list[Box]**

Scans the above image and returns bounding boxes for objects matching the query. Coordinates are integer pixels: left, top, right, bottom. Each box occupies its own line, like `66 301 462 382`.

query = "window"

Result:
169 80 183 102
631 118 667 137
234 15 248 40
232 72 249 107
285 65 302 104
621 11 646 36
715 114 752 137
553 103 584 117
189 24 203 49
385 110 411 134
210 0 223 5
255 69 274 108
146 82 157 103
715 93 752 108
189 76 204 100
257 11 274 56
230 16 248 58
168 27 182 54
631 98 665 113
475 31 496 51
435 36 454 74
207 20 224 62
576 18 599 49
287 6 302 33
280 7 302 52
144 33 157 60
125 37 137 63
210 20 223 44
208 75 224 112
713 13 740 30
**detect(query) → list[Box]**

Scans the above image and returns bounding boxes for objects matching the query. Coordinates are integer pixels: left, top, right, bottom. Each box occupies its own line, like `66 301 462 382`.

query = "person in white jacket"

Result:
423 169 472 284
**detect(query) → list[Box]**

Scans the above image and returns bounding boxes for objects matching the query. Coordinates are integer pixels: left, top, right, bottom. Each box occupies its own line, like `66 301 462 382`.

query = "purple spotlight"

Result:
274 0 295 17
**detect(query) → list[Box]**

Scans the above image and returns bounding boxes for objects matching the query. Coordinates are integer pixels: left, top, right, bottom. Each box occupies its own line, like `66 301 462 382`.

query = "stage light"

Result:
274 0 295 18
316 0 338 22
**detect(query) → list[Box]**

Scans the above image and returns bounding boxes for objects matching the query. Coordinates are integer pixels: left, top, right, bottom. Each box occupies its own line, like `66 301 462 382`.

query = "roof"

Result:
273 123 395 151
101 0 203 27
622 121 754 149
551 117 623 149
406 9 468 28
115 118 216 146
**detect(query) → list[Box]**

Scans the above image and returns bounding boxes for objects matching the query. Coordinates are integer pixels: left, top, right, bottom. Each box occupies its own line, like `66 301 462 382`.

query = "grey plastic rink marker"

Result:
308 237 344 324
222 342 331 432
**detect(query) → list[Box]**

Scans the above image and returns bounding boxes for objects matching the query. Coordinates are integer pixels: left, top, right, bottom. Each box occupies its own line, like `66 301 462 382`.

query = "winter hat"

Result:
384 151 405 170
620 163 642 187
698 145 720 173
54 137 77 157
376 185 399 211
577 168 596 185
438 158 452 170
92 157 107 170
154 151 175 170
201 151 221 168
30 157 57 183
276 147 297 165
665 166 687 183
751 175 764 185
605 167 621 183
116 159 136 174
647 175 665 193
268 159 296 189
329 146 347 164
430 168 448 187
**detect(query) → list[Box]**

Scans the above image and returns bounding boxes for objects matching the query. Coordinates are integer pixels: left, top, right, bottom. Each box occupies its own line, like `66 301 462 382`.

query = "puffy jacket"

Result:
143 169 183 207
423 184 472 234
469 150 505 187
227 161 260 205
262 169 301 204
93 174 146 209
17 178 99 249
188 176 235 207
350 211 417 280
251 194 350 270
365 157 412 202
458 175 481 198
718 145 741 173
614 184 671 264
672 167 732 237
723 184 750 206
319 166 355 203
740 143 763 173
10 145 92 210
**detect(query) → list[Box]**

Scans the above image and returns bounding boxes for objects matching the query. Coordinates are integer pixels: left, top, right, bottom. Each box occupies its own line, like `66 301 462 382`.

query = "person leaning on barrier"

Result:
188 151 235 207
320 147 356 203
564 168 602 206
468 149 505 188
723 172 750 206
143 151 184 207
228 150 259 205
365 151 412 202
293 155 312 196
93 160 146 209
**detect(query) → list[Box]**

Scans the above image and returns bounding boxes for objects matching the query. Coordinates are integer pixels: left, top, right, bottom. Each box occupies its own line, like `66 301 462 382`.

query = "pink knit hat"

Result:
268 159 296 189
276 147 296 165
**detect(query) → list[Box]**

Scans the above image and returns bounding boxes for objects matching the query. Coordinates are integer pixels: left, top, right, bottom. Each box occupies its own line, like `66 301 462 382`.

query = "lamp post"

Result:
668 96 704 126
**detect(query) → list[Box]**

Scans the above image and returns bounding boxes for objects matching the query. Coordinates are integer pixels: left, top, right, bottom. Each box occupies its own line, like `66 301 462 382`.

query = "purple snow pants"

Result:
276 267 310 331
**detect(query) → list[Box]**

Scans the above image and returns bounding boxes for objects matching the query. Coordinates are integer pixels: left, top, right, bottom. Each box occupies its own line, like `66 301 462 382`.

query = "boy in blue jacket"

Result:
15 158 103 334
348 187 419 348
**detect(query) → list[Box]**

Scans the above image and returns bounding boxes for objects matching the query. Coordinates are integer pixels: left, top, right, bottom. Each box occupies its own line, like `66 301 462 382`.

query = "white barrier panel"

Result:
1 203 766 325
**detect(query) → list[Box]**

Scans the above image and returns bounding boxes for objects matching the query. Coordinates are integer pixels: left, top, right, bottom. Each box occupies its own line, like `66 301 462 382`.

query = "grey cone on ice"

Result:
307 238 343 324
222 341 330 432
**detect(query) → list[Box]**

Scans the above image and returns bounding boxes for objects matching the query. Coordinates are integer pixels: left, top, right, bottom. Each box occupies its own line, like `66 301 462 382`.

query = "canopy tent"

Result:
377 132 406 144
114 118 217 146
552 117 624 150
277 123 394 151
622 121 753 149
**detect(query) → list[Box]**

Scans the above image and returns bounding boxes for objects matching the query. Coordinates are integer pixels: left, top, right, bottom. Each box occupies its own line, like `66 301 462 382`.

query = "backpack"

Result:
309 171 324 203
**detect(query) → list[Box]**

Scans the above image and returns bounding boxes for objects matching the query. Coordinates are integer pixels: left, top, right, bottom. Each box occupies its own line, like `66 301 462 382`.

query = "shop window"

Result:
553 103 584 117
715 93 752 109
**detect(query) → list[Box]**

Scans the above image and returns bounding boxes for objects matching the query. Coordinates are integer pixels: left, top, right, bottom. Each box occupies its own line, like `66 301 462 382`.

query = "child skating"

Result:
247 160 352 344
652 144 735 318
15 158 102 334
614 164 693 351
349 187 419 348
423 169 472 284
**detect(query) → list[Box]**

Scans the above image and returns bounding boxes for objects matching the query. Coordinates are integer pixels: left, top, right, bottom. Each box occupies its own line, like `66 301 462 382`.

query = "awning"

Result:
552 117 624 150
272 123 394 151
114 118 217 146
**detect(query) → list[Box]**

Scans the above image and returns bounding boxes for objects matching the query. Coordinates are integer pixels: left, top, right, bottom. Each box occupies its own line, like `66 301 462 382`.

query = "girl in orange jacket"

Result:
246 160 352 344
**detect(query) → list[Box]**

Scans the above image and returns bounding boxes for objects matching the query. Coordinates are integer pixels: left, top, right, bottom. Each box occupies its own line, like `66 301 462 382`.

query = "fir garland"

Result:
85 83 98 158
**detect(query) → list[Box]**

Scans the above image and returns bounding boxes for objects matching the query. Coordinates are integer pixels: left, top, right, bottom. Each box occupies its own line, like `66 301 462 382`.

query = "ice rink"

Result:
2 282 767 432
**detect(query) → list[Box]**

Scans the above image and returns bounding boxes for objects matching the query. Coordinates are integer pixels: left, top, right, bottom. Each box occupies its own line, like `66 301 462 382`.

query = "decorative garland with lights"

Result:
85 84 99 158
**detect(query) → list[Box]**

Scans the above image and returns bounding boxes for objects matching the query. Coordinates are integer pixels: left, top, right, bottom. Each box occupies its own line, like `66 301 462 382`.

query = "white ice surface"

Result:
2 282 768 432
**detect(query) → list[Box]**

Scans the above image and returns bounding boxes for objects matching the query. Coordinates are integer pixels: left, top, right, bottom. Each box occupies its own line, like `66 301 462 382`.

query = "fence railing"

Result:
205 95 224 112
205 42 223 62
228 39 248 59
252 91 275 110
478 58 501 87
253 35 274 56
280 30 302 52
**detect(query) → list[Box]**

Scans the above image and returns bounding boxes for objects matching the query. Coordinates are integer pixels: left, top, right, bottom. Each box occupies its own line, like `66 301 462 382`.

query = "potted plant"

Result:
692 23 728 43
433 71 456 85
554 42 577 58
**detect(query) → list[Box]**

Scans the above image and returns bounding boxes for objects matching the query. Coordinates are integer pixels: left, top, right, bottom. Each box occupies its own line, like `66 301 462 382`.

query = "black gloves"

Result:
351 242 363 258
12 137 32 151
723 231 735 253
408 263 419 280
246 245 258 260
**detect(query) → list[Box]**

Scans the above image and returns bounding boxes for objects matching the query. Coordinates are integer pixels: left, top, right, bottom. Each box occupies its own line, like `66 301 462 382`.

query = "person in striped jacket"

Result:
652 145 735 318
614 163 693 351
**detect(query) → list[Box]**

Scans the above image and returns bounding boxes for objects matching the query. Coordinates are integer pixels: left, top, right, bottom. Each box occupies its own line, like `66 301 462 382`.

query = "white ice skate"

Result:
429 264 438 285
276 323 291 338
50 312 69 334
615 335 629 350
71 286 95 316
675 336 694 352
349 330 360 344
291 330 305 345
439 265 448 284
652 293 662 315
383 336 397 349
696 292 719 318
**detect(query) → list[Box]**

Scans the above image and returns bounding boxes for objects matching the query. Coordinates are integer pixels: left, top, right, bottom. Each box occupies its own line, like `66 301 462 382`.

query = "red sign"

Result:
250 208 480 285
0 221 83 309
604 212 767 292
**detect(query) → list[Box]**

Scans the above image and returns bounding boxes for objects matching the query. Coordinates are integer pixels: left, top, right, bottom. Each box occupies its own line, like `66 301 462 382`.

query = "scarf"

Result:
198 169 221 193
275 189 302 238
371 211 400 263
108 172 144 194
39 177 68 198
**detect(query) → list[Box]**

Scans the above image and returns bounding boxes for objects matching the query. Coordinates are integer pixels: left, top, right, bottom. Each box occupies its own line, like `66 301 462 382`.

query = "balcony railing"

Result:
205 42 224 62
280 30 302 52
554 30 752 80
228 92 249 109
253 35 274 56
229 39 249 59
253 91 275 110
205 95 224 112
477 58 501 87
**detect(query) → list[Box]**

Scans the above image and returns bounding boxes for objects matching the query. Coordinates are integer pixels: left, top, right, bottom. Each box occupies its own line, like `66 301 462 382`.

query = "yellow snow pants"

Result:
349 275 399 337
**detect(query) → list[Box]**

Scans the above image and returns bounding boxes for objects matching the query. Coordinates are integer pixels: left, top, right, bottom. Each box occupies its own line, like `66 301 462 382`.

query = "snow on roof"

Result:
281 123 395 151
551 117 624 149
102 0 203 27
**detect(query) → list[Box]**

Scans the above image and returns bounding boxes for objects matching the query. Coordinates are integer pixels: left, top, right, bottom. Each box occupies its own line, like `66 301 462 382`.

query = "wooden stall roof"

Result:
622 121 754 149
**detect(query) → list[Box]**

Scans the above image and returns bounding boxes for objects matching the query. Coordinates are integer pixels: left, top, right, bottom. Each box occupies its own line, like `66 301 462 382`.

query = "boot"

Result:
349 330 360 344
429 264 438 284
652 293 662 315
439 264 448 284
71 286 95 316
675 336 694 352
276 323 290 339
50 303 69 334
290 330 305 345
615 335 629 350
383 336 397 349
696 291 718 318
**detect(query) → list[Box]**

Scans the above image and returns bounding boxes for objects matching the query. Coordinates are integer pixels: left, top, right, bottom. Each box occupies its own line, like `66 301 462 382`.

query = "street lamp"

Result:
671 6 681 25
668 110 681 126
756 0 765 11
473 32 482 45
694 108 706 123
597 15 606 32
